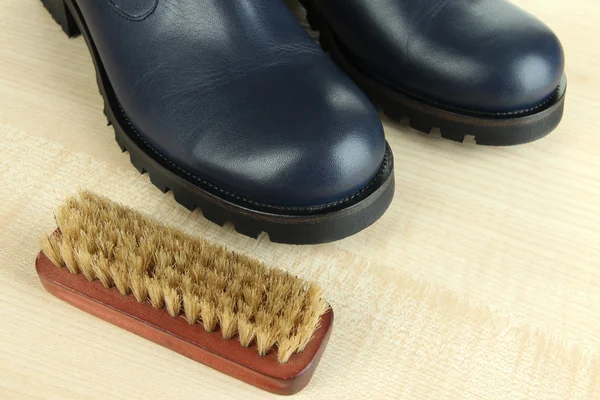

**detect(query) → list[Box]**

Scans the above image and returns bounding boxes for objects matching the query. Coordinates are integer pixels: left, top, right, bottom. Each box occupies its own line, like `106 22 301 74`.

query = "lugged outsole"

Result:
109 114 394 243
40 0 395 244
299 0 567 146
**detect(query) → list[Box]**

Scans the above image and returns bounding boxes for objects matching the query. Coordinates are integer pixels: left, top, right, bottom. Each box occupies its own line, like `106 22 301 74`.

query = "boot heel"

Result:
41 0 80 37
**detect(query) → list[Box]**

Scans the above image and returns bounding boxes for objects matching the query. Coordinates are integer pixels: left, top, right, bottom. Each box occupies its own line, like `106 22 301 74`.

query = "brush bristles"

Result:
75 247 95 282
164 286 181 317
183 291 201 325
147 278 165 309
129 272 148 302
41 234 63 268
40 191 329 363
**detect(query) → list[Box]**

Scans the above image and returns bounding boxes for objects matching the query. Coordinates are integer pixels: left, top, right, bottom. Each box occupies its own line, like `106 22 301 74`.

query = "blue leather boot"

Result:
301 0 566 145
40 0 395 244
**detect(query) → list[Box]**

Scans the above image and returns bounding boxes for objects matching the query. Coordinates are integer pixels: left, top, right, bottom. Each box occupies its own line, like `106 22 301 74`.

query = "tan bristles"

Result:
75 247 95 281
59 240 79 274
200 299 218 332
129 272 148 303
92 256 113 288
147 278 164 309
182 291 201 325
276 335 302 365
111 262 130 296
218 297 238 340
163 286 181 317
256 327 279 356
40 234 63 268
237 305 256 348
40 191 329 363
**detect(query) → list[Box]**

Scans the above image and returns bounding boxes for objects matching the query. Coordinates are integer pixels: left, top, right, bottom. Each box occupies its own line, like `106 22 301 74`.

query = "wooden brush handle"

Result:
35 251 333 395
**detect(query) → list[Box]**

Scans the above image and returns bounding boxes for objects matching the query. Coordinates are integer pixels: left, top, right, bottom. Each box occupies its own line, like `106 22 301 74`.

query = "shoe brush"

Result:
36 191 333 395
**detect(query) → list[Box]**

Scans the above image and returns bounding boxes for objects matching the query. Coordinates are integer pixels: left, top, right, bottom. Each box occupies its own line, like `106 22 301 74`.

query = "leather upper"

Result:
75 0 386 207
316 0 565 114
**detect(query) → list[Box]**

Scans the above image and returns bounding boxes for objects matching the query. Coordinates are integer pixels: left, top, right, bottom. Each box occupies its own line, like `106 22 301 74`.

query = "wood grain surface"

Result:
1 0 599 398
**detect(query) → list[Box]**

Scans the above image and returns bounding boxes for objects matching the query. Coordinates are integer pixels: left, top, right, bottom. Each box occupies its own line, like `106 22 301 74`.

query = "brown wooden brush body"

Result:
35 252 333 395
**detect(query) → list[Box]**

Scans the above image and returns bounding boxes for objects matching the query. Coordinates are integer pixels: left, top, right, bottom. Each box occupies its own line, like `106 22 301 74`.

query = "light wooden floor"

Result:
1 0 599 399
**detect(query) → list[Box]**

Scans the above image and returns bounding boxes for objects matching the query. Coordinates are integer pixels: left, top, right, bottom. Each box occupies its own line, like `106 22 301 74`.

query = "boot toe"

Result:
401 2 566 114
187 58 387 208
443 19 565 114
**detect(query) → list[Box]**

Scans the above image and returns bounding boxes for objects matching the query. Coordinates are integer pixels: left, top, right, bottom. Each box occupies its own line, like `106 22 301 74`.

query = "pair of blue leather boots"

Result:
42 0 566 244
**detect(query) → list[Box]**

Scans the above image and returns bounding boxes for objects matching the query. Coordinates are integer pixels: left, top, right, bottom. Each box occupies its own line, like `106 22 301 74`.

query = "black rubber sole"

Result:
300 0 567 146
40 0 395 245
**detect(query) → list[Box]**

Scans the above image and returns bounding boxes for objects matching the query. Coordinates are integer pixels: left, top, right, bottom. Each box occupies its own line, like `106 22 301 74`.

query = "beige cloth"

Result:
1 0 599 398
